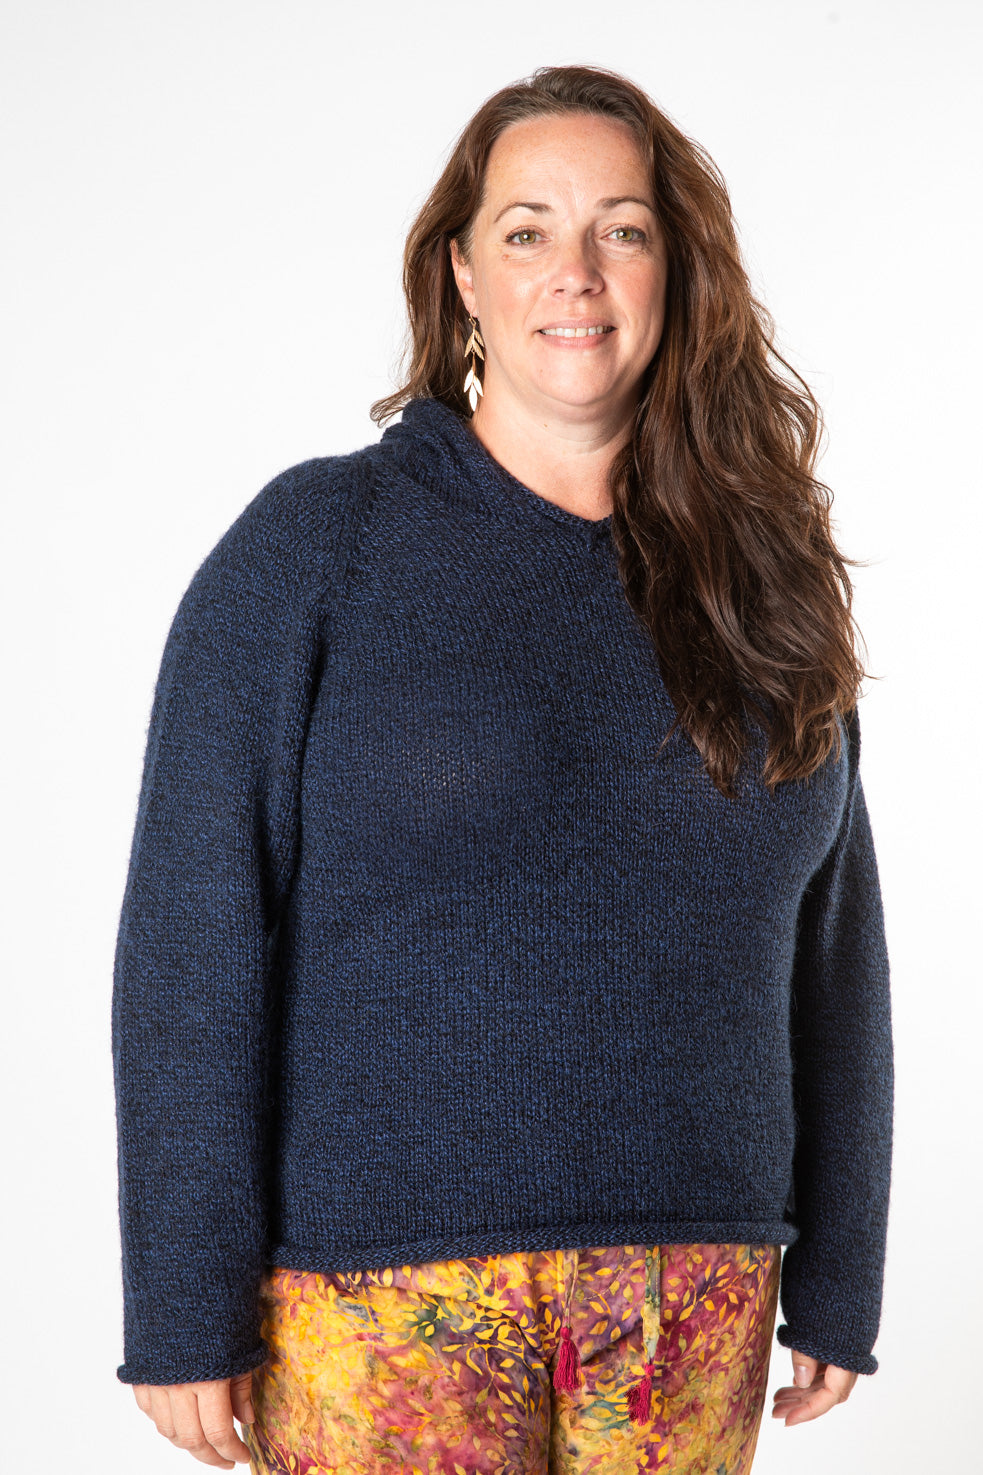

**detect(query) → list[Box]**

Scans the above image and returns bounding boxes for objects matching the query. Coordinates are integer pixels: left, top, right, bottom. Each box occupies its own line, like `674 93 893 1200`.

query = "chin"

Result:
537 379 627 410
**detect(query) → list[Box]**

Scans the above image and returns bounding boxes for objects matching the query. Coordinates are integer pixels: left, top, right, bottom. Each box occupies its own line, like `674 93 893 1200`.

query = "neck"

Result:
467 385 635 521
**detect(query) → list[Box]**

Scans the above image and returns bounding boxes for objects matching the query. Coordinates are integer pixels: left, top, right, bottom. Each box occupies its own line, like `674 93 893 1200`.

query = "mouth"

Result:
538 325 615 338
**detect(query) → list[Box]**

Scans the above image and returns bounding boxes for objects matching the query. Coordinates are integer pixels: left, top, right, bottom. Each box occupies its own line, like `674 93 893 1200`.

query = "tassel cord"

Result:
552 1248 583 1393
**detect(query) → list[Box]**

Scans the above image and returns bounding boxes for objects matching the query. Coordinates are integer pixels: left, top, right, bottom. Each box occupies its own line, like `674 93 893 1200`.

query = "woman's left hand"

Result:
771 1353 859 1424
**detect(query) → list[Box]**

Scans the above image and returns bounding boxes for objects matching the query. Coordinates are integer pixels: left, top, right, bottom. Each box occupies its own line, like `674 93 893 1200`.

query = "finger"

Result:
772 1386 817 1412
195 1383 254 1464
771 1359 823 1408
825 1365 859 1400
773 1385 841 1424
169 1390 238 1469
772 1361 857 1420
791 1353 820 1388
132 1384 152 1416
772 1374 841 1405
148 1386 177 1439
228 1369 256 1426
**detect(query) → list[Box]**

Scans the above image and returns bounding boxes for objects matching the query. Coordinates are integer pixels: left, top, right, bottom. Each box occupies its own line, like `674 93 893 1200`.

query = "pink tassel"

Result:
627 1361 656 1424
552 1324 583 1391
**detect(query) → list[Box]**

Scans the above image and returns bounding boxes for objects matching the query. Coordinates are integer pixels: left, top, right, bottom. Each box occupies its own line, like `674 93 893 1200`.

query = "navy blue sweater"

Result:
112 395 894 1385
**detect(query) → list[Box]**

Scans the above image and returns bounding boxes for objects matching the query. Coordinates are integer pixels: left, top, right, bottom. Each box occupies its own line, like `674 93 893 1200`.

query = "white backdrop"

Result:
2 2 980 1471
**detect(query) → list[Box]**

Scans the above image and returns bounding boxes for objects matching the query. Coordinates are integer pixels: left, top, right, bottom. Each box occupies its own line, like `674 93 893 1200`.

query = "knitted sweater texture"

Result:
112 395 894 1386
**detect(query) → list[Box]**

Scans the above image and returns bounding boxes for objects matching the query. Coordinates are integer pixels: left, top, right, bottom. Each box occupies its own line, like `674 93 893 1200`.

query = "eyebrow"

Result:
493 195 656 223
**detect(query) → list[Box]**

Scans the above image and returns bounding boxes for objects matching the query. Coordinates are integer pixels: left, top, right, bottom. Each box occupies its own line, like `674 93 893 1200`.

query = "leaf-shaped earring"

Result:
463 312 485 413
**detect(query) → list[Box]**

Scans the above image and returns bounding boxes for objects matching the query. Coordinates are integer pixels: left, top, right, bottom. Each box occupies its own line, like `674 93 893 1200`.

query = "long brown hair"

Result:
370 64 871 798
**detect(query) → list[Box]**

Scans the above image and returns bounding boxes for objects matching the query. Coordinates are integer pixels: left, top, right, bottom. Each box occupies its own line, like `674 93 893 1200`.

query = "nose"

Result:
547 233 604 295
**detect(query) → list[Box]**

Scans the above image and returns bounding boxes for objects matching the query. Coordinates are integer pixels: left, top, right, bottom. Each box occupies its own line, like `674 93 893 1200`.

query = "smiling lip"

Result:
537 322 616 344
538 319 614 332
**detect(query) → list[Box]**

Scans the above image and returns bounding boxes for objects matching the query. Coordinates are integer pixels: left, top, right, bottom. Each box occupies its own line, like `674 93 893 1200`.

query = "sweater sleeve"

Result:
775 705 894 1375
111 462 346 1385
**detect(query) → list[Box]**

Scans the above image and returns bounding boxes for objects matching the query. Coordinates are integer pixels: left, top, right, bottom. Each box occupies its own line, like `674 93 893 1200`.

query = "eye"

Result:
504 225 648 246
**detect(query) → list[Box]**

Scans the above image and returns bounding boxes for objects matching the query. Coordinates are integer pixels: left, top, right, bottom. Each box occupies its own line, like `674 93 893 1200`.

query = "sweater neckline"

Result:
383 396 614 546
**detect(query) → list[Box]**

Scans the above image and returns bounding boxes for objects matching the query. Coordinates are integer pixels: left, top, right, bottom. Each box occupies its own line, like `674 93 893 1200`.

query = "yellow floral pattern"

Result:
243 1242 780 1474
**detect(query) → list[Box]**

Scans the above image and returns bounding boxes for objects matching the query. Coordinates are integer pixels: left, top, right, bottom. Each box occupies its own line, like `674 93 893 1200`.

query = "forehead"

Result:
482 112 650 198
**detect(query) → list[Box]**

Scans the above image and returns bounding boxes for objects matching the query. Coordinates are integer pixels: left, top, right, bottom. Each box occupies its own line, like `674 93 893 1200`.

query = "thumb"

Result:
793 1354 819 1388
229 1369 256 1424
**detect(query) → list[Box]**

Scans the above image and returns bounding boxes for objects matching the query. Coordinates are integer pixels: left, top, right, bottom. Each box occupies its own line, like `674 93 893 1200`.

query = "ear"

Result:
449 237 478 318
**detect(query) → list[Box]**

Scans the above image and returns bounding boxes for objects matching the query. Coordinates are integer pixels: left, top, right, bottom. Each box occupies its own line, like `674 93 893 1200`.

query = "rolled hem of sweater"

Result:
116 1341 269 1387
267 1218 799 1273
775 1323 879 1375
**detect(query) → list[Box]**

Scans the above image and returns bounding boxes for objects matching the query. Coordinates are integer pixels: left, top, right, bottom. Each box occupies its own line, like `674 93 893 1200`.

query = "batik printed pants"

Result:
243 1242 781 1475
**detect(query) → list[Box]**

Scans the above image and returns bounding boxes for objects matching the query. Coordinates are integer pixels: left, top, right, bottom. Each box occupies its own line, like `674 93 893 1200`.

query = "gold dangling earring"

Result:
463 312 485 413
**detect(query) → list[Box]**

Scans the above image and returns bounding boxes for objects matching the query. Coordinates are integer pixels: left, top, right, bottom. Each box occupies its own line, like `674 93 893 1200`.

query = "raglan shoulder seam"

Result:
170 444 378 641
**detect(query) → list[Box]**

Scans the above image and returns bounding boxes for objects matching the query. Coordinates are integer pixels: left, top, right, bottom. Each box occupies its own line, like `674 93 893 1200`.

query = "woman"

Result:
113 64 894 1474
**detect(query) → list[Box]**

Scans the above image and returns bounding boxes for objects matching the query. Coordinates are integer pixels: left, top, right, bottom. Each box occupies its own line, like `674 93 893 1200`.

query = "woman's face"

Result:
450 112 669 424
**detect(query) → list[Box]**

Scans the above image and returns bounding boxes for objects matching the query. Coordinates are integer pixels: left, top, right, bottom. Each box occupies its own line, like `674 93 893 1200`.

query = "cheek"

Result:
482 262 539 319
631 269 668 340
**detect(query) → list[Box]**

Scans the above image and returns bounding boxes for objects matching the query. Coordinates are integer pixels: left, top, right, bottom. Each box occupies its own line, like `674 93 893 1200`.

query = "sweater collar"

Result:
377 395 614 546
